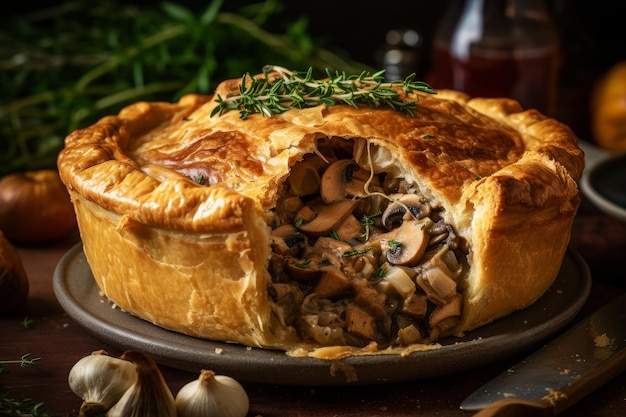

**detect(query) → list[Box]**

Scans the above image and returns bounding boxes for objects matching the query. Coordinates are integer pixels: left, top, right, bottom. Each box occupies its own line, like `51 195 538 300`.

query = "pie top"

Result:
61 84 583 235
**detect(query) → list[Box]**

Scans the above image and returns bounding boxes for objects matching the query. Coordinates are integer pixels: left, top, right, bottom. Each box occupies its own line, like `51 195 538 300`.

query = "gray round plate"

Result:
53 243 591 386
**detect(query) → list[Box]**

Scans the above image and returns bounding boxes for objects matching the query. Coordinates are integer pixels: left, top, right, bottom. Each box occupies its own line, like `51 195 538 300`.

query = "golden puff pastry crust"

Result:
58 73 584 357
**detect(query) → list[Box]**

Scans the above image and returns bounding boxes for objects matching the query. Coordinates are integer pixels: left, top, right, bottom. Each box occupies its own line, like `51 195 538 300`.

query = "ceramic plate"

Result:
579 140 626 222
53 244 591 386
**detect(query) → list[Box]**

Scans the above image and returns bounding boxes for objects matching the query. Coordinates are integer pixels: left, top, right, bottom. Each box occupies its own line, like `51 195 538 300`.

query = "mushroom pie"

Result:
58 68 584 358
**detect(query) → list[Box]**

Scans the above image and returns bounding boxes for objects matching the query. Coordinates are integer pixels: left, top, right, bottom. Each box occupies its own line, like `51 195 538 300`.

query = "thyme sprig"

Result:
0 354 41 374
1 355 50 416
211 65 436 119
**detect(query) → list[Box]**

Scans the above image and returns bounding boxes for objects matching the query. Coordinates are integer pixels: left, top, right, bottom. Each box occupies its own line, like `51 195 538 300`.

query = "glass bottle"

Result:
431 0 560 115
382 29 424 81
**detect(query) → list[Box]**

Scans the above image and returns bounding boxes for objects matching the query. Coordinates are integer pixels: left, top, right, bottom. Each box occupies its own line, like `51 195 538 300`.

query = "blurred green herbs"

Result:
0 0 369 177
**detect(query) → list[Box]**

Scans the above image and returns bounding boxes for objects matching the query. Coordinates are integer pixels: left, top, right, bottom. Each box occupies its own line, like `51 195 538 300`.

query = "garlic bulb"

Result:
68 350 137 416
106 350 177 417
176 369 249 417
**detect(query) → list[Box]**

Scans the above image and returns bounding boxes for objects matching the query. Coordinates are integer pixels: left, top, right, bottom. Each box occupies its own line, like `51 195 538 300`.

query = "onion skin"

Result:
0 231 29 314
0 170 76 244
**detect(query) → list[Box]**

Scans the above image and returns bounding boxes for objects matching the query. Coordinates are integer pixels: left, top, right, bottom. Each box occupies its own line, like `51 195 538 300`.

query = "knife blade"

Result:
460 292 626 412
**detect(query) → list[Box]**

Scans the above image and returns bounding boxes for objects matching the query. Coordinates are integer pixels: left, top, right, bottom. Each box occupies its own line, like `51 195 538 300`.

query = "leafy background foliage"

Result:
0 0 369 176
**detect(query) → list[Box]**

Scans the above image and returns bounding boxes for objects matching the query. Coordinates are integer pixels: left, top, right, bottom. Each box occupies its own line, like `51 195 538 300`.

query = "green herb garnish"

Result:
211 65 436 119
295 259 311 268
0 354 41 374
360 211 382 241
342 247 372 257
387 240 401 250
20 317 34 329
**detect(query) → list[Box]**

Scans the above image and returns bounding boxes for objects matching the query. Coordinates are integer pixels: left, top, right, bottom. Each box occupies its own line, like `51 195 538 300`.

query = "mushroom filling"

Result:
269 138 469 349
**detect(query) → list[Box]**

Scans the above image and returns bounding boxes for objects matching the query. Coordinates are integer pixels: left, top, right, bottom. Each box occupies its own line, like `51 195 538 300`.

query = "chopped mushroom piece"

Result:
402 293 429 319
334 214 363 241
312 266 351 298
398 324 423 345
345 304 376 340
353 281 387 318
275 195 304 225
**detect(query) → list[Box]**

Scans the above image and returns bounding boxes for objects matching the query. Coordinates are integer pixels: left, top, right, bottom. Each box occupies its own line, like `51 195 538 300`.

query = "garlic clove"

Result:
176 369 250 417
68 350 137 417
106 350 177 417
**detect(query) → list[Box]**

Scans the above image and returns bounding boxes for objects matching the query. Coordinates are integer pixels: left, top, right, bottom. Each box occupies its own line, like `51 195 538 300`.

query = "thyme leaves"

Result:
211 65 436 119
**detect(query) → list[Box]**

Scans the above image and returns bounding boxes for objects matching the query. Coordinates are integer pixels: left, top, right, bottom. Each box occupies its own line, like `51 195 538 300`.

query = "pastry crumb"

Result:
214 347 223 354
594 333 612 347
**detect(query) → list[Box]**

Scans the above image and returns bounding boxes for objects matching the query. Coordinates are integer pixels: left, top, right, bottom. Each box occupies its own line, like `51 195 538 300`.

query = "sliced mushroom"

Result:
382 219 431 266
310 235 353 254
285 256 323 282
320 159 360 203
382 194 431 230
288 156 323 196
428 220 460 249
271 224 306 257
429 294 462 328
298 199 359 237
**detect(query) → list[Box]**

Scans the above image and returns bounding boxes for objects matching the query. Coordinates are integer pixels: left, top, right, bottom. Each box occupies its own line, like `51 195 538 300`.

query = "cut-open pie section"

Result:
270 138 470 349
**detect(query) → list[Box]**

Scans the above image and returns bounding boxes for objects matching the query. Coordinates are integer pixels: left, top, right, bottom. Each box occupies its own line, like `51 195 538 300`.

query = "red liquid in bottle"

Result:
433 43 559 115
431 0 560 116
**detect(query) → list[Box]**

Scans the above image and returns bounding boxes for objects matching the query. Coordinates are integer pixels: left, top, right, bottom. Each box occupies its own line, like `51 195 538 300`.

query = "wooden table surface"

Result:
1 195 625 417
